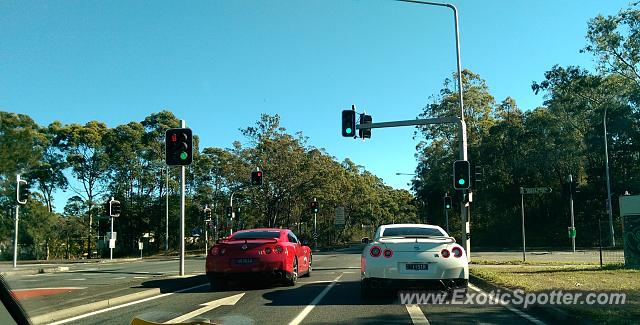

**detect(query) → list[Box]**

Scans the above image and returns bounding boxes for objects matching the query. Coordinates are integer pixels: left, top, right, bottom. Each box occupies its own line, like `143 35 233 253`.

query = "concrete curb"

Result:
29 288 161 324
1 266 70 277
469 274 582 324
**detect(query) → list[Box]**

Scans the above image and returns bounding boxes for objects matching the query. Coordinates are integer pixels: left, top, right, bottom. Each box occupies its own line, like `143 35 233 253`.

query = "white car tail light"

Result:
452 246 463 258
440 248 450 258
370 246 382 257
383 249 393 258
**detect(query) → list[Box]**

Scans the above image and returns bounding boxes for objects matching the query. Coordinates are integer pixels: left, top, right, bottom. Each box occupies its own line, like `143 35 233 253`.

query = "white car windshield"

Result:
381 227 445 237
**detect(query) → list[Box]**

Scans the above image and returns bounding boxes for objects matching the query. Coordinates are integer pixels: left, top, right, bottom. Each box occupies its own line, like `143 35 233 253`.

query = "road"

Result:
2 248 550 325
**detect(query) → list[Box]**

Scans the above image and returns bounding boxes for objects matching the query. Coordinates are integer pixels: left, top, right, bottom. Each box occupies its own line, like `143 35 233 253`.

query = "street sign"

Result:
138 242 144 250
520 187 553 195
107 232 117 240
335 207 345 226
109 239 116 249
568 227 576 238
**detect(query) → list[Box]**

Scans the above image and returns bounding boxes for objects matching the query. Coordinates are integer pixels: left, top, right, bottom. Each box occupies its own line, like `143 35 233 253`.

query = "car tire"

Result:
210 278 226 291
286 258 298 286
302 255 312 278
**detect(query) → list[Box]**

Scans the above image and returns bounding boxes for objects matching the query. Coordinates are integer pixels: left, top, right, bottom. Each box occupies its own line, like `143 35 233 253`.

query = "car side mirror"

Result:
361 237 370 244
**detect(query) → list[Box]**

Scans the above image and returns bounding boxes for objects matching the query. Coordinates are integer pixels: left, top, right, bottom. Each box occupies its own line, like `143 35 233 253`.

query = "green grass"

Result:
471 265 640 324
470 259 598 266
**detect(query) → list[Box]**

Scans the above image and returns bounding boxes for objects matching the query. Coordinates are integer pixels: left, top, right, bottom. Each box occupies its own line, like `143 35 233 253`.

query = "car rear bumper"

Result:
361 277 468 291
207 270 293 281
206 256 287 274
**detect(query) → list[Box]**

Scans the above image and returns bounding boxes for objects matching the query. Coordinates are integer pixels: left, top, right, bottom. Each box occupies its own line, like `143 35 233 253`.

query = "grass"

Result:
471 264 640 324
470 259 598 266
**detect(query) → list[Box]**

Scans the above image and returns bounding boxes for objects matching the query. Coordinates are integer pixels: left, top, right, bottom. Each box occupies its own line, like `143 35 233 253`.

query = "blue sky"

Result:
0 0 629 211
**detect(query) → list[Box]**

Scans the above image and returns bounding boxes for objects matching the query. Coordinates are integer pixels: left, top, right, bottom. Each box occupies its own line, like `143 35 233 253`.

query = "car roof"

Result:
234 228 287 234
375 223 447 237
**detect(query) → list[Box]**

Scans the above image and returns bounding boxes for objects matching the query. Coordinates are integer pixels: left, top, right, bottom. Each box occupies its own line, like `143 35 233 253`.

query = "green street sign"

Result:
568 227 576 238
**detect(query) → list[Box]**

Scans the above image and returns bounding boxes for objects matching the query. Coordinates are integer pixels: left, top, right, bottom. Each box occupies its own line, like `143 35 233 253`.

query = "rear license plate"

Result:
233 258 256 265
405 263 428 271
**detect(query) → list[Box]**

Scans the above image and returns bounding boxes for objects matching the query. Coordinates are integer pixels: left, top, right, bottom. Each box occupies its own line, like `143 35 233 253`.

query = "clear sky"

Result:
0 0 630 211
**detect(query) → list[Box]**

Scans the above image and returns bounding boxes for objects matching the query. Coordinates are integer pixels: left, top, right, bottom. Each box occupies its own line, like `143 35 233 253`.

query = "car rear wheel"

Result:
301 255 312 278
286 258 298 286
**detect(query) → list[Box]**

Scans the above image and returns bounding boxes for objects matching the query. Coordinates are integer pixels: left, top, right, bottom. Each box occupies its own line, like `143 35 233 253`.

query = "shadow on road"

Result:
263 280 397 306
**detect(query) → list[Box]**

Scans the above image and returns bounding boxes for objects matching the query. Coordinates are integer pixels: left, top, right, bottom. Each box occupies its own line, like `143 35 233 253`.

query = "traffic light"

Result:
251 170 263 185
109 198 121 217
225 206 233 218
165 128 193 166
16 175 28 205
204 207 212 219
341 109 356 137
310 201 319 214
453 160 471 190
444 195 452 209
358 114 372 139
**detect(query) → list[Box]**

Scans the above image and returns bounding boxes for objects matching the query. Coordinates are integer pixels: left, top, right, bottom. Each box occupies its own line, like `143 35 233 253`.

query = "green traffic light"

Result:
345 127 352 134
458 179 465 185
180 152 188 160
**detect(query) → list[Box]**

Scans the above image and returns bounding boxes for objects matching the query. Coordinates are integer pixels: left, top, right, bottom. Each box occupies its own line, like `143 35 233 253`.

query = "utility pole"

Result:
520 189 526 262
569 174 576 253
14 174 27 268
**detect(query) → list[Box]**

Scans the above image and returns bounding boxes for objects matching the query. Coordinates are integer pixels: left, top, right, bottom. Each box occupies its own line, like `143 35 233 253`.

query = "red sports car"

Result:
206 228 312 290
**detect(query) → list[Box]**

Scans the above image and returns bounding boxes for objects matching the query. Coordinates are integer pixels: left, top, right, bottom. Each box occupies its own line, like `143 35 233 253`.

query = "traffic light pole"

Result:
13 205 19 268
165 167 169 256
569 174 576 253
445 209 449 234
110 215 114 260
179 120 186 277
520 191 526 262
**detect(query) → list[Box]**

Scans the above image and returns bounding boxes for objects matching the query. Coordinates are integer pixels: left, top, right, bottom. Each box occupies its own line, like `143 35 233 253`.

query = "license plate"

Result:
233 258 255 265
406 263 428 271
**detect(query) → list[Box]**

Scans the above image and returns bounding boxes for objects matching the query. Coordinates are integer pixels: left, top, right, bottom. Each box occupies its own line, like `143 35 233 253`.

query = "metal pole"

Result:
314 212 318 250
229 192 235 236
598 219 603 268
204 205 208 256
13 205 19 268
603 108 615 247
165 167 169 256
110 216 114 260
179 120 186 276
445 209 449 234
569 174 576 253
521 192 526 262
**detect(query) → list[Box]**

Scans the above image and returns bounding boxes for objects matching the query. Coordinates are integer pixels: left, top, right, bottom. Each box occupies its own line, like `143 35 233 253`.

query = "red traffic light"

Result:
257 171 262 177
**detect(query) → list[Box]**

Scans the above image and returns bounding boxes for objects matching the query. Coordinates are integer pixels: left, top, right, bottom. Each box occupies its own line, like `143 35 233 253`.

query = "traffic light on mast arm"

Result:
453 160 471 190
341 108 356 137
165 128 193 166
358 113 372 139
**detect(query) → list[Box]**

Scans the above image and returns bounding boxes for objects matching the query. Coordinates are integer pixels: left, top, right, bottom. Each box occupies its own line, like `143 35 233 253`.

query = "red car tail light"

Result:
265 247 272 254
275 245 284 254
383 249 393 258
370 246 382 257
210 246 219 256
452 247 463 258
440 249 450 258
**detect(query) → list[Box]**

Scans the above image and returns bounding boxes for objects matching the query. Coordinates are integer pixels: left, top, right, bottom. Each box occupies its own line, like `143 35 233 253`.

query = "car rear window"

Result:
382 227 445 237
231 231 281 239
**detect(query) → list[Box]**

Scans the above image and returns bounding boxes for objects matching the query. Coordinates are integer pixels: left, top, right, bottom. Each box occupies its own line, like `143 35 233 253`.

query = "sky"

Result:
0 0 630 212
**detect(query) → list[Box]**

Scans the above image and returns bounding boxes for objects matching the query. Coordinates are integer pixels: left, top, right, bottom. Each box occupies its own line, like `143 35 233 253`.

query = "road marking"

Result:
11 287 86 300
48 283 210 325
297 280 338 284
164 293 245 323
68 278 86 281
406 304 430 324
288 273 343 325
468 284 546 325
133 276 149 279
113 277 126 280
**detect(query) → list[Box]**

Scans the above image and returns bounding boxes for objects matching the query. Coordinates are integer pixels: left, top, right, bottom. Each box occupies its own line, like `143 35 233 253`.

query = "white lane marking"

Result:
48 283 210 325
19 279 41 282
112 277 126 280
288 273 343 325
468 284 547 325
297 280 337 284
133 276 149 279
164 293 245 323
406 304 430 324
68 278 86 281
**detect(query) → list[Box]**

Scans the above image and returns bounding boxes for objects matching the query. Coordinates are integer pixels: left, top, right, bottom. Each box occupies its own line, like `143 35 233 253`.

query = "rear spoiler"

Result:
217 238 279 245
379 236 456 244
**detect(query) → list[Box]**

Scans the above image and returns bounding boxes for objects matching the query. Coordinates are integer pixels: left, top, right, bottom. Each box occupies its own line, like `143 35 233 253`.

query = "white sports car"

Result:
360 223 468 296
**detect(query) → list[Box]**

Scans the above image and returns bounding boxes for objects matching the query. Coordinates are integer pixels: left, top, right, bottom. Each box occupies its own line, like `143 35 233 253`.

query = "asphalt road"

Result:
3 247 551 325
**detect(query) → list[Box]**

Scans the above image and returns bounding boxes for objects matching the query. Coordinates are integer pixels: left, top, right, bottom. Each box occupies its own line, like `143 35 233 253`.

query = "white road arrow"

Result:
164 293 245 324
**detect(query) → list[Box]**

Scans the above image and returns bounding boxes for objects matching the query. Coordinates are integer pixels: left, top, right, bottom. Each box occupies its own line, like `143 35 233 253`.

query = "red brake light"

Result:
210 246 219 256
370 246 382 257
383 249 393 258
275 245 284 254
265 247 272 254
452 247 463 258
441 249 450 258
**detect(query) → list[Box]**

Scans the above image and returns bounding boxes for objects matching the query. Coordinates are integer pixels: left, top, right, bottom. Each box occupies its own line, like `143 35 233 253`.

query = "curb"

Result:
469 274 582 325
1 266 70 277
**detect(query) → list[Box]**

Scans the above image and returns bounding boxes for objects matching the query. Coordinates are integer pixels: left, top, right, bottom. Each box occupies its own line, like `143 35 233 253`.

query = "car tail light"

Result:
361 255 366 271
210 246 219 256
452 247 463 258
275 245 284 254
383 249 393 258
370 246 382 257
440 249 450 258
265 247 272 254
219 248 226 256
